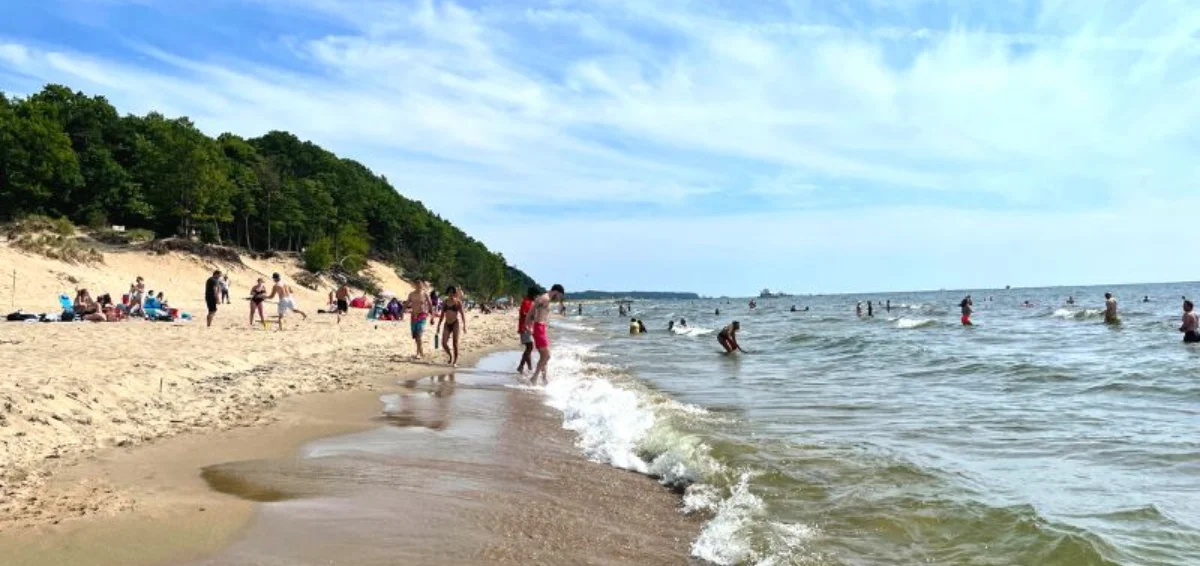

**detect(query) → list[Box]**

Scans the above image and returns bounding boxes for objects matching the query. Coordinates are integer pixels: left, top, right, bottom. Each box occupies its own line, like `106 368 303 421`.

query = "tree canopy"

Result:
0 84 536 299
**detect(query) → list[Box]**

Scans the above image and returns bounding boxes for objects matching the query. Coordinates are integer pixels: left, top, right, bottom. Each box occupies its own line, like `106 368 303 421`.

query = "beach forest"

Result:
0 84 534 299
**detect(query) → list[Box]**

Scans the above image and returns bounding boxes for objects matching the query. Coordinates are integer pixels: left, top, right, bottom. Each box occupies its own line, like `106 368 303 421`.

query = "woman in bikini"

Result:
440 286 467 366
249 278 268 328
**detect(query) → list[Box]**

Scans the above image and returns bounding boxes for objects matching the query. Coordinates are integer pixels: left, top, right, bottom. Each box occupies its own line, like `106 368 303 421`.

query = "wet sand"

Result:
2 351 701 566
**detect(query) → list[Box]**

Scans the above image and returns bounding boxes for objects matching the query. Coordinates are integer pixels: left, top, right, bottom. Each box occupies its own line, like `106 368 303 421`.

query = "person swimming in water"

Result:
668 320 675 331
1144 295 1151 303
680 318 687 327
715 308 720 316
1181 300 1200 343
629 318 640 335
1104 293 1119 324
717 321 744 354
638 319 648 334
1066 296 1075 305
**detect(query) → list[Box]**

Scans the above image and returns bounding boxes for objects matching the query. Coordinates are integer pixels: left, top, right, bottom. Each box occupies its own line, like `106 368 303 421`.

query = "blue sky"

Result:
2 0 1199 296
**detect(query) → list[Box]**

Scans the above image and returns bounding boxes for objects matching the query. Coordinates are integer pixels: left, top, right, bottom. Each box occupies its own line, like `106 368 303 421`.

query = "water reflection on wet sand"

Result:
185 353 698 566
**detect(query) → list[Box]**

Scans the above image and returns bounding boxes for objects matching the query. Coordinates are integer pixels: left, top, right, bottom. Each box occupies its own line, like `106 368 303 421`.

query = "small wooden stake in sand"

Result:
159 377 163 394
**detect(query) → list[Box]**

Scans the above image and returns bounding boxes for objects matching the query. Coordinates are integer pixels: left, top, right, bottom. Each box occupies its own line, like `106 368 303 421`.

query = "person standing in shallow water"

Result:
526 284 565 385
867 301 874 318
960 295 973 326
1104 293 1120 325
1180 300 1200 343
517 287 536 375
717 321 744 354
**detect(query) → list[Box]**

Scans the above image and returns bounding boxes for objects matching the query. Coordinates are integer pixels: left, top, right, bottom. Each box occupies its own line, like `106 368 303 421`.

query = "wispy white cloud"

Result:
2 0 1200 293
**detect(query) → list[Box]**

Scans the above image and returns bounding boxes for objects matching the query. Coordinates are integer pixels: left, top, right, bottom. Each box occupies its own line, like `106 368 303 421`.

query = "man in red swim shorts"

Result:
525 283 565 385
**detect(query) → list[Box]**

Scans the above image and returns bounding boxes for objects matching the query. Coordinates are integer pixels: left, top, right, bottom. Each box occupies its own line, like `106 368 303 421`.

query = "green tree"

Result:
302 236 333 272
0 94 83 219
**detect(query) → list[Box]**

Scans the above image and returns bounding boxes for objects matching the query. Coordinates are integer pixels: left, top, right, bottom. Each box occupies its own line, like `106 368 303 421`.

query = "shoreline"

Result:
0 344 512 566
0 303 518 531
0 346 703 566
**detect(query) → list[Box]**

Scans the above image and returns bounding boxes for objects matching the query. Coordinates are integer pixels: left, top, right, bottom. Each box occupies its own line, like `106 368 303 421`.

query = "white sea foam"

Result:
691 473 764 565
895 317 937 329
535 342 785 566
1052 308 1102 320
672 325 715 337
551 321 596 332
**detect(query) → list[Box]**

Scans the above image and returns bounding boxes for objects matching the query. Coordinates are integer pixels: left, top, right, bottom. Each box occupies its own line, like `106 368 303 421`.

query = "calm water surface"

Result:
548 283 1200 565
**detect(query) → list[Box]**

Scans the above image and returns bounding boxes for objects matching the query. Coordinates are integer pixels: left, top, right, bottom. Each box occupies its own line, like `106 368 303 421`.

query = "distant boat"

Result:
759 288 792 298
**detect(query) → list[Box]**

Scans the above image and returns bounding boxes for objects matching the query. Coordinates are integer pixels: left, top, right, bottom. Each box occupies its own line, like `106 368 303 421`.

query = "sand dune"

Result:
0 241 516 530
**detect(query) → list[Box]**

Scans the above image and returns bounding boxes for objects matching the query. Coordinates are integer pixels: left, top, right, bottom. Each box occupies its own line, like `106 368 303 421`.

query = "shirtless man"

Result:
407 281 433 358
1104 292 1119 325
266 272 308 331
335 283 351 324
1180 300 1200 343
717 321 744 354
525 284 565 385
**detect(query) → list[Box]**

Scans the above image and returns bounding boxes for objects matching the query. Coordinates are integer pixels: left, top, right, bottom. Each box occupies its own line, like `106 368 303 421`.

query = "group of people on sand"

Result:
400 280 474 367
202 270 308 330
62 278 173 322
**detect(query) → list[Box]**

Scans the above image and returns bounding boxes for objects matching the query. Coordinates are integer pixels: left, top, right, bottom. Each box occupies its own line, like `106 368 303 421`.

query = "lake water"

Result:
544 283 1200 565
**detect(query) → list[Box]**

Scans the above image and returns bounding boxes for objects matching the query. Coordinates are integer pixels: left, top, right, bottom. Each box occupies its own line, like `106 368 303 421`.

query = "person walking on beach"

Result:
334 283 351 324
717 321 744 354
205 270 222 328
1180 300 1200 343
440 286 467 367
1104 293 1120 325
249 277 268 328
220 274 231 304
960 295 974 326
266 272 308 331
526 284 565 385
407 282 433 358
517 287 536 374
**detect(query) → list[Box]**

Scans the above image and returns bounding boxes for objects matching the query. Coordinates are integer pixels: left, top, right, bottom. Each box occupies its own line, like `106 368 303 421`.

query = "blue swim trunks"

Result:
410 316 427 338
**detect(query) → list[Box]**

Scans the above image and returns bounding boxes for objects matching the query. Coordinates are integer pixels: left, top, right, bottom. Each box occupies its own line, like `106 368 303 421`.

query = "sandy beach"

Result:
0 242 700 566
0 242 517 531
